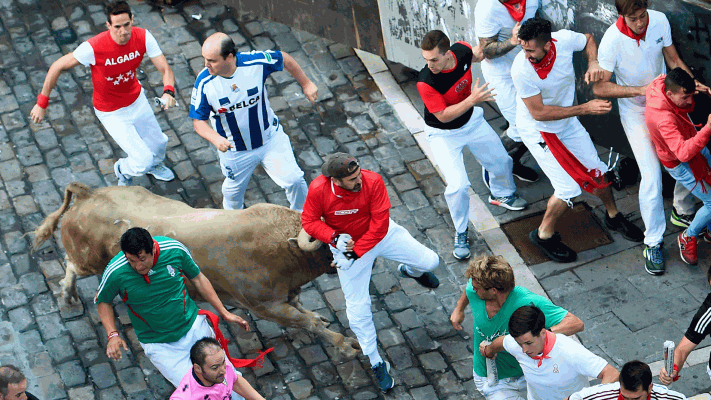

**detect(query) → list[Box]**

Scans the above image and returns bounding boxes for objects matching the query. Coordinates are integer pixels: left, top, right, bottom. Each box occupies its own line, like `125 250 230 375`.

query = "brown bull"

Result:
32 182 360 358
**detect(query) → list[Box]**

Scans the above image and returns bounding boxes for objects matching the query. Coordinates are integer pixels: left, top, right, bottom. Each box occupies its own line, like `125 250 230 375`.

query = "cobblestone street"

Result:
0 0 494 398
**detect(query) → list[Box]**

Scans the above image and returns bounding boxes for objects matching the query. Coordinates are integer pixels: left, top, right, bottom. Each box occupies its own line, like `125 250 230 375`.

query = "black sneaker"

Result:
605 212 644 242
529 229 577 262
372 361 395 393
398 264 440 288
512 162 539 182
671 207 694 228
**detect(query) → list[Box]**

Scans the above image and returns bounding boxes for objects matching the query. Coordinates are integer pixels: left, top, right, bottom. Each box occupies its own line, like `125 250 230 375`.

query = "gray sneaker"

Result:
114 161 132 186
453 230 471 260
488 193 528 211
147 163 175 181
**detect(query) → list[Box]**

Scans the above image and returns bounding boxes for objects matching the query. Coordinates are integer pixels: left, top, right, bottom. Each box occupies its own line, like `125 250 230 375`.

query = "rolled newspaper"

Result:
663 340 675 377
482 340 499 386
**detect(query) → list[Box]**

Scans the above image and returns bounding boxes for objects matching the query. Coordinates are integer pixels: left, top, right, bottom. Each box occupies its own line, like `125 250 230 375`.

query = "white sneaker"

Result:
147 163 175 181
114 161 132 186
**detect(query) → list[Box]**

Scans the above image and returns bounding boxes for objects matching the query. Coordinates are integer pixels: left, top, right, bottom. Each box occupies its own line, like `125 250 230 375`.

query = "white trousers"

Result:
140 315 245 400
94 89 168 177
332 220 439 357
481 70 521 142
523 121 608 201
473 370 527 400
427 108 516 233
218 124 308 210
619 110 692 246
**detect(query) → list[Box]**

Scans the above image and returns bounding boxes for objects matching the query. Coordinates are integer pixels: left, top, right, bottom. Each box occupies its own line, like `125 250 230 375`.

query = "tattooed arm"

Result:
479 22 520 60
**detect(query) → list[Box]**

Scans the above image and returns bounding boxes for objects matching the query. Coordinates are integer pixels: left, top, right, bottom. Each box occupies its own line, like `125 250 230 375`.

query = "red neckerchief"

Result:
530 330 556 367
503 0 526 22
198 310 274 368
541 132 611 195
616 16 648 46
143 240 160 285
530 39 557 80
617 391 651 400
662 86 711 192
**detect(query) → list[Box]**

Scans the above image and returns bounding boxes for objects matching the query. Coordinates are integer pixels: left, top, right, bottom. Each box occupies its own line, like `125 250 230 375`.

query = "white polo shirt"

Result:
512 30 587 142
598 10 672 115
474 0 539 77
503 333 608 400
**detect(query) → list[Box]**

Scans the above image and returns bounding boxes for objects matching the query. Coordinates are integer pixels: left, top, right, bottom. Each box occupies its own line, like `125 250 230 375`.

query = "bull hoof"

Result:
338 337 360 359
61 287 79 305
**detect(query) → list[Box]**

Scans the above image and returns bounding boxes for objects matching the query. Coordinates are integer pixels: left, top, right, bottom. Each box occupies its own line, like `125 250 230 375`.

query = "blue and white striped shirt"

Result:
189 50 283 151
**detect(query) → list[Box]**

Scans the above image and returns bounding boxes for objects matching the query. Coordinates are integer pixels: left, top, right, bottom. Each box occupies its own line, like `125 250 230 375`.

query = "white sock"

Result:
402 264 423 278
368 350 383 366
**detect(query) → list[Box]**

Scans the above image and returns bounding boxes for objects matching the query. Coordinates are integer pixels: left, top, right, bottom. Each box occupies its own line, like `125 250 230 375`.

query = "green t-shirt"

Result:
95 236 201 343
467 282 568 379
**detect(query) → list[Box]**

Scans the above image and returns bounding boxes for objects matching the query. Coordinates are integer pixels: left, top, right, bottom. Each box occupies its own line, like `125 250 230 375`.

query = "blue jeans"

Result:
665 147 711 237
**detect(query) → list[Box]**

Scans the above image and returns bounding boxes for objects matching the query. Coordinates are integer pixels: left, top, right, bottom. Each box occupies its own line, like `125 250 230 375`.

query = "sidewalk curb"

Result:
355 49 711 392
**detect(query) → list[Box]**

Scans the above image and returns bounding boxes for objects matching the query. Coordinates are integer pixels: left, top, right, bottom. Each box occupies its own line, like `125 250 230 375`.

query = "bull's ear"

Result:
287 238 299 248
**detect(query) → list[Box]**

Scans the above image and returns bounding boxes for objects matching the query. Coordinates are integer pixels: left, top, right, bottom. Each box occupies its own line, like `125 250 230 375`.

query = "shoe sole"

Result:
512 172 539 183
642 249 665 276
147 173 175 182
670 217 691 228
529 231 577 263
677 237 698 265
452 249 471 260
489 197 526 211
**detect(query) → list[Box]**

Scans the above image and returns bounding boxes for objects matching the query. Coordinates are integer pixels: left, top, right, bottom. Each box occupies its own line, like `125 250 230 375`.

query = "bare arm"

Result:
598 364 620 383
663 45 711 95
592 69 647 99
480 335 506 357
550 312 584 336
97 302 129 360
191 272 250 331
282 51 317 103
30 53 81 123
433 78 495 123
150 54 177 109
521 93 611 122
660 336 696 384
583 33 604 84
479 33 518 60
450 290 470 330
232 374 266 400
193 119 233 152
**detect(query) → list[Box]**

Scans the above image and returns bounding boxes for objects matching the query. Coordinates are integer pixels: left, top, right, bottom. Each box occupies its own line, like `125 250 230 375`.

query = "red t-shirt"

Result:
86 28 147 111
417 41 474 129
301 170 391 257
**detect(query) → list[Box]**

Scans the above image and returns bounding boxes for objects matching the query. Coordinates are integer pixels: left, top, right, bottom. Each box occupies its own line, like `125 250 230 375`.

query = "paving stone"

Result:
8 306 33 331
36 372 66 400
419 351 447 371
404 327 437 353
46 335 77 363
57 360 87 387
384 291 412 311
89 363 118 389
98 386 125 400
298 344 328 365
336 359 370 389
0 285 28 308
288 379 314 399
118 367 147 394
36 312 67 340
401 189 430 211
68 386 94 400
30 292 59 316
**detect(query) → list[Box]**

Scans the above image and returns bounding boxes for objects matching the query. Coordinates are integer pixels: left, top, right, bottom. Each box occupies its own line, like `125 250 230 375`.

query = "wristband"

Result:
107 331 119 341
672 364 680 382
37 94 49 109
163 85 175 97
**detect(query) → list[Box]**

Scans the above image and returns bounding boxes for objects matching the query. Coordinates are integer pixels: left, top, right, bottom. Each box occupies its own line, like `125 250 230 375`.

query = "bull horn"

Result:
296 228 323 251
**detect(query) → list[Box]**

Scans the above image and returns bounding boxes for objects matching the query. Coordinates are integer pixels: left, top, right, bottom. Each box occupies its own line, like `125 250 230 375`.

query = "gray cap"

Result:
321 153 359 178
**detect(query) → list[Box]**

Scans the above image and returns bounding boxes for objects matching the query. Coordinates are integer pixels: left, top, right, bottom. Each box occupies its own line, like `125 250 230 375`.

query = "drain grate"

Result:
500 202 613 266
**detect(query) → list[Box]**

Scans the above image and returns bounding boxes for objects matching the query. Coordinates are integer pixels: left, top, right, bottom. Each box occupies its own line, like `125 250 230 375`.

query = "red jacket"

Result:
645 75 711 168
301 170 391 257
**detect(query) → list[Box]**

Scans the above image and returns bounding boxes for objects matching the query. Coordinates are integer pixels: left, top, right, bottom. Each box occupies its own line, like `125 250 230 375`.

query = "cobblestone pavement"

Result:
0 0 494 399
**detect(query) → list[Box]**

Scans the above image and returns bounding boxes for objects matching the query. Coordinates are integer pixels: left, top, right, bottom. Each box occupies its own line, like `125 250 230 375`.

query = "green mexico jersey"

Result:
467 283 568 379
95 236 201 343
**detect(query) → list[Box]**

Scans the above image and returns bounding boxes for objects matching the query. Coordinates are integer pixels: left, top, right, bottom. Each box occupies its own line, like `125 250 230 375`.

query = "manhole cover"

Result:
500 202 613 265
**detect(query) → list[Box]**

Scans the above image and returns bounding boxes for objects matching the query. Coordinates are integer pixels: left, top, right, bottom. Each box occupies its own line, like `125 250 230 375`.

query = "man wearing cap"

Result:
301 153 441 393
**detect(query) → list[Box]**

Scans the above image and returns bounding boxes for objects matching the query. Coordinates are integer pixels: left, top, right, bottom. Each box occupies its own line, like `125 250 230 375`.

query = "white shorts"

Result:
522 121 608 201
473 370 527 400
140 315 245 400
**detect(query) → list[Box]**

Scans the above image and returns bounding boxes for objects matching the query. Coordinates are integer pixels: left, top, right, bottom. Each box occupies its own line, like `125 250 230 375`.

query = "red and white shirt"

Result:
301 170 391 257
569 382 685 400
73 27 162 112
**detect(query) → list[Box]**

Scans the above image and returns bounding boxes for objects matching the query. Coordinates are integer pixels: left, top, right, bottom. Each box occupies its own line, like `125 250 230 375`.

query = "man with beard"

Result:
301 152 441 393
170 338 265 400
511 17 644 263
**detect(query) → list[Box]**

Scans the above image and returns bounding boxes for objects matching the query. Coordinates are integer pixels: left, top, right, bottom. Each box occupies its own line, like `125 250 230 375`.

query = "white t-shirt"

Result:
512 30 587 141
503 333 608 400
598 10 673 114
569 382 686 400
73 29 162 66
475 0 539 77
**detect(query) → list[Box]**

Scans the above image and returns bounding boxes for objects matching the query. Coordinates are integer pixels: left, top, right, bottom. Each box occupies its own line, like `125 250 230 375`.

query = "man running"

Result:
30 0 176 186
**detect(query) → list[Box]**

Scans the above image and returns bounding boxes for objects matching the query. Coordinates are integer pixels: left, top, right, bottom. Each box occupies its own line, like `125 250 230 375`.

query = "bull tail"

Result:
32 182 93 251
